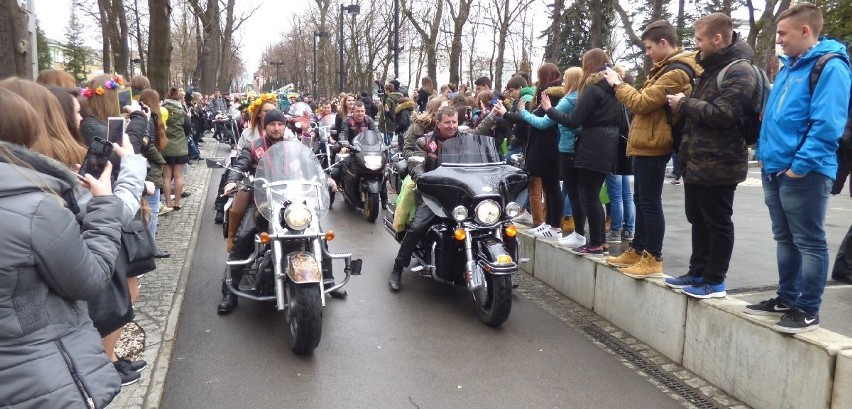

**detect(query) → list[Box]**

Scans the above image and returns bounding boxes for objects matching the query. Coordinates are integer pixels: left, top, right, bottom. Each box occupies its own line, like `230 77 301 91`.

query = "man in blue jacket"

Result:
746 3 852 334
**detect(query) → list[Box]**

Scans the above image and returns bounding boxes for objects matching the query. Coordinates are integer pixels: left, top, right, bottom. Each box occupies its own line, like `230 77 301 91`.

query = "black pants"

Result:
393 204 436 270
575 168 607 247
832 223 852 282
632 154 671 258
831 143 852 196
684 183 736 285
541 175 563 228
560 156 585 235
214 173 229 212
223 206 334 295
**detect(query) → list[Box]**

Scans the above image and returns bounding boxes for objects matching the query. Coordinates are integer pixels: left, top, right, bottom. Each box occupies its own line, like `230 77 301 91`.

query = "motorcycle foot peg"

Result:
348 259 363 275
410 265 425 273
519 258 530 264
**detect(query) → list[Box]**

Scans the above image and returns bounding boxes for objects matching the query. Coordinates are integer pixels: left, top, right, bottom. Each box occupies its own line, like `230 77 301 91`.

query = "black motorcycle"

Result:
382 133 528 326
335 130 388 222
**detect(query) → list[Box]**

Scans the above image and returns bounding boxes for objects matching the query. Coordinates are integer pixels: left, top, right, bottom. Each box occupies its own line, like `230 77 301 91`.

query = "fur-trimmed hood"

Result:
395 100 416 114
585 72 607 87
543 85 567 99
0 141 80 212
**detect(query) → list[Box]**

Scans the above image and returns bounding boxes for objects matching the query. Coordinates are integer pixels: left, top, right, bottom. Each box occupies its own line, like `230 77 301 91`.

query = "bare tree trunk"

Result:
545 0 565 61
132 0 146 75
590 0 603 48
446 0 473 85
676 0 686 47
401 0 443 83
751 0 791 71
147 0 172 95
97 0 111 72
0 0 32 79
113 0 130 76
189 0 222 94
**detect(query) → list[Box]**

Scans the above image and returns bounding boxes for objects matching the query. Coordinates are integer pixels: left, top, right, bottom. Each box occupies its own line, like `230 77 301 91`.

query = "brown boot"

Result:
561 216 575 234
619 251 664 279
226 209 244 253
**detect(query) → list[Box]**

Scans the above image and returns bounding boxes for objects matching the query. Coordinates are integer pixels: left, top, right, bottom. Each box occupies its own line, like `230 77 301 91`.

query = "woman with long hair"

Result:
542 48 627 255
46 86 85 145
416 76 435 112
138 89 168 249
506 63 564 238
0 78 86 169
400 95 448 158
36 68 77 88
512 67 585 246
162 87 189 210
334 93 356 135
0 87 125 408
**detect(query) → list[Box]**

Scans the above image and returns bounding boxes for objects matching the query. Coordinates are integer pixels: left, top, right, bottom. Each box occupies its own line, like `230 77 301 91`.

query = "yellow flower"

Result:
95 86 104 95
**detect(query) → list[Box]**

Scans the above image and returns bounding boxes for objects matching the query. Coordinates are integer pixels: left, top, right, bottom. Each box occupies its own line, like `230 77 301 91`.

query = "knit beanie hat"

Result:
263 109 287 127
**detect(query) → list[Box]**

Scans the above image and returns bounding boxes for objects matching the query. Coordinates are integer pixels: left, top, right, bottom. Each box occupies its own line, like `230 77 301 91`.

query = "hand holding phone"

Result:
79 136 114 180
107 117 126 144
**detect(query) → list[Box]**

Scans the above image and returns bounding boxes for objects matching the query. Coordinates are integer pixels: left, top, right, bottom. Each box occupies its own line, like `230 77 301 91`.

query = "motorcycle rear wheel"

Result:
364 192 380 223
285 282 323 354
476 274 513 327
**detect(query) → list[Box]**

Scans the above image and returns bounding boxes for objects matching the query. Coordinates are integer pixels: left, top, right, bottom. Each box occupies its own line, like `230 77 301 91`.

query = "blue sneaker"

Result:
664 274 703 289
682 283 726 299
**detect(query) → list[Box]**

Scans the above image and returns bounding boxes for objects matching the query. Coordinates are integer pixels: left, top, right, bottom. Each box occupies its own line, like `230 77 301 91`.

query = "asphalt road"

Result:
161 167 686 409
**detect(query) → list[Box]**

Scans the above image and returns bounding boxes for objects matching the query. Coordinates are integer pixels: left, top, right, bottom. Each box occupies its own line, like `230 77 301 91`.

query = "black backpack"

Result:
715 59 771 146
660 62 696 153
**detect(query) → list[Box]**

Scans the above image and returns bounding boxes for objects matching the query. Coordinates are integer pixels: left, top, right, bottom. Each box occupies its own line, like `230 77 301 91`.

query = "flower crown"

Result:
80 74 125 98
248 93 278 115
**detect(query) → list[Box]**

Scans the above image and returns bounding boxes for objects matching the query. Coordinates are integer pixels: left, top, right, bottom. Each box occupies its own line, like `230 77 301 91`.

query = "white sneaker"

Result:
558 232 586 248
527 223 551 234
533 227 560 239
514 212 533 225
159 206 174 215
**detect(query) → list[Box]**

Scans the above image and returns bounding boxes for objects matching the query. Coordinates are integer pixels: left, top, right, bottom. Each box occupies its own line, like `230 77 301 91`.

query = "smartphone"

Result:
79 136 114 179
490 97 499 106
118 88 133 109
107 117 125 144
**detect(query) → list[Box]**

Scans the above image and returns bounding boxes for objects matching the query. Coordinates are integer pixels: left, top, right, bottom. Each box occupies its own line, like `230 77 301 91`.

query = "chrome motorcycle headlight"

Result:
505 202 521 218
364 154 383 170
452 205 468 221
284 204 313 230
475 200 501 225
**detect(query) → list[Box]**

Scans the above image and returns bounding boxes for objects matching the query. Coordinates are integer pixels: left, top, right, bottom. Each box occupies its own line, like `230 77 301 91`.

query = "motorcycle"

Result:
213 112 239 148
382 133 528 327
207 140 362 354
335 130 388 222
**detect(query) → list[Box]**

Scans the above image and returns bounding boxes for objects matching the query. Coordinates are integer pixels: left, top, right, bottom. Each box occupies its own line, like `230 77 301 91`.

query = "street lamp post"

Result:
338 3 360 93
269 61 285 92
313 31 330 99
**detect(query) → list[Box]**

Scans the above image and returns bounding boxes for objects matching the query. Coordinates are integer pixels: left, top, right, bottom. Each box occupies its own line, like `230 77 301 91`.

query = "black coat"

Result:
546 75 625 175
504 82 561 177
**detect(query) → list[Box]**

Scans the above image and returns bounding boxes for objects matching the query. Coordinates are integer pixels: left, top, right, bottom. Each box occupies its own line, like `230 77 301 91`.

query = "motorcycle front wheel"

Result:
285 281 323 354
363 191 380 223
476 274 513 327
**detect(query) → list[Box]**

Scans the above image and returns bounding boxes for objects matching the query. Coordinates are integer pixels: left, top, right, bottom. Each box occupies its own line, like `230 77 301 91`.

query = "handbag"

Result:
87 256 134 337
121 212 158 277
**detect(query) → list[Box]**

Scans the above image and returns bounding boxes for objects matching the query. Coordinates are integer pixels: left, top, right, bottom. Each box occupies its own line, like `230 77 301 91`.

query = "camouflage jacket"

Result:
675 34 755 186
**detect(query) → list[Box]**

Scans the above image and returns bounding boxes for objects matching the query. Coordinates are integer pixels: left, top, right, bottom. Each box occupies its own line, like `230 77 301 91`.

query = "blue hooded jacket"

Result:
520 91 580 153
756 38 851 178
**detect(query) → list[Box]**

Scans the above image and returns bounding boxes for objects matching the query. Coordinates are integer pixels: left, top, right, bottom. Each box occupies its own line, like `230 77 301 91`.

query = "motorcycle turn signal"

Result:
504 224 517 238
454 228 466 241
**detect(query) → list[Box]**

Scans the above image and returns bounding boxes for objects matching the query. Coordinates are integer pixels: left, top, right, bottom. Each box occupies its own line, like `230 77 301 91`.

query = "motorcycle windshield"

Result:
439 133 501 165
254 140 330 221
352 130 386 153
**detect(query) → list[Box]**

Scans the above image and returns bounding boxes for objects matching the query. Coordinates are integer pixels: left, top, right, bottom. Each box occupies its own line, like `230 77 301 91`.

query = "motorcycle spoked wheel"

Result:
284 281 323 354
475 274 513 327
362 190 380 223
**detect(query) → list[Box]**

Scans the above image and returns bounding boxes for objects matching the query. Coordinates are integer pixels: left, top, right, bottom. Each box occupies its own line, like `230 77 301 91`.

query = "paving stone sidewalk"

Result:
111 139 217 408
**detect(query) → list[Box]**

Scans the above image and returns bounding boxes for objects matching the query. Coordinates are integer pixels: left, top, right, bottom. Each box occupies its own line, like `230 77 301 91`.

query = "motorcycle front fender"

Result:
286 251 322 283
364 178 381 194
476 238 517 275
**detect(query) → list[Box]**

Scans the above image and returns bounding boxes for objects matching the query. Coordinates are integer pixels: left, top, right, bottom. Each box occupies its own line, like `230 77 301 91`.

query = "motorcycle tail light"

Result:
325 230 335 241
259 232 270 244
504 224 517 238
454 228 466 241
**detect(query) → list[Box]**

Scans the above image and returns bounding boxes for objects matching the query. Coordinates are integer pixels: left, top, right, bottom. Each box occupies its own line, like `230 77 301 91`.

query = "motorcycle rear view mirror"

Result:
205 158 226 169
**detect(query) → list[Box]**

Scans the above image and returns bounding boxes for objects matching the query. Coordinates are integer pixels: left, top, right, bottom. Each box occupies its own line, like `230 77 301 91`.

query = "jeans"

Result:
632 154 671 258
606 174 635 234
763 170 832 315
684 183 736 285
147 187 161 238
576 168 607 247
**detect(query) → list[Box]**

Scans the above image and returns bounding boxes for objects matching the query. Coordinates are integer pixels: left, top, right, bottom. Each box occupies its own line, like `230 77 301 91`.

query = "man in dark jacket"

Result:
665 13 756 299
217 110 345 313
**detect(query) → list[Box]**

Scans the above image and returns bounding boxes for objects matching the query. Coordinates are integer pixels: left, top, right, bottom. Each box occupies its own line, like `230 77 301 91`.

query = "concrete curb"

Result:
518 229 852 409
141 163 212 408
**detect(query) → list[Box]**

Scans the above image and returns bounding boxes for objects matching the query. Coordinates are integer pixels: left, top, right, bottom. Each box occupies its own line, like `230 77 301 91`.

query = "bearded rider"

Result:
217 109 345 314
388 103 507 291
